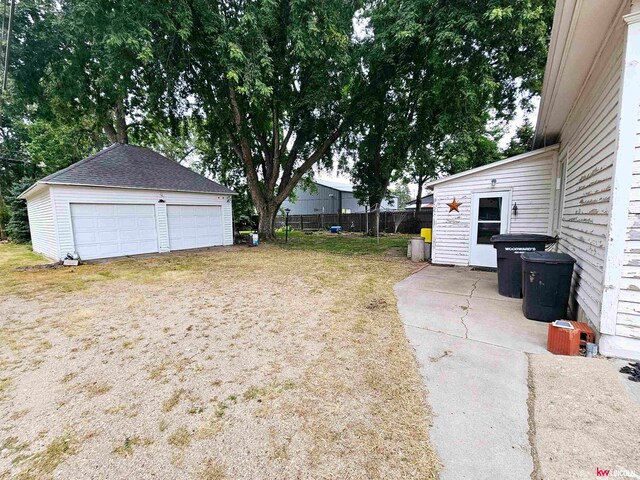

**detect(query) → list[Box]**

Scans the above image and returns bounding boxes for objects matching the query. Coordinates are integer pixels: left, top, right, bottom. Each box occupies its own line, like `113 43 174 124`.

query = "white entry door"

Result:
167 205 223 251
70 203 158 260
469 192 510 268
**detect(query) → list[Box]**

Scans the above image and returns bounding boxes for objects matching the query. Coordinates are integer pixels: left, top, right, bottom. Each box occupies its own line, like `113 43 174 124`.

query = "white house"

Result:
19 143 235 261
428 0 640 360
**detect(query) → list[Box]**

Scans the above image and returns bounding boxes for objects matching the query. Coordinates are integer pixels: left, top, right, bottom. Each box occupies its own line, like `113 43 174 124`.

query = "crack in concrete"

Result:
460 278 480 339
526 353 541 480
403 321 537 353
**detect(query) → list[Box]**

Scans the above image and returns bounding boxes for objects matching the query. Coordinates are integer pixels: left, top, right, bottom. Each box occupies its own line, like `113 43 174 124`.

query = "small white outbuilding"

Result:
19 143 235 261
427 145 560 269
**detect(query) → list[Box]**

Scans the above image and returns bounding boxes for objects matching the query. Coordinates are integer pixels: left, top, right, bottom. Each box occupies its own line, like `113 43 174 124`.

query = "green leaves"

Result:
487 6 514 21
0 0 553 238
228 42 246 62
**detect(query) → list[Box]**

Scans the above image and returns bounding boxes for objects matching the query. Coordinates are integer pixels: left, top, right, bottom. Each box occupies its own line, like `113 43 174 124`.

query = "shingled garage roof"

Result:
32 143 235 195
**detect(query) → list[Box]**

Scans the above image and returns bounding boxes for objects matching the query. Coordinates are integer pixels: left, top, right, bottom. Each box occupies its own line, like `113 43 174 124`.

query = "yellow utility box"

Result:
421 228 432 243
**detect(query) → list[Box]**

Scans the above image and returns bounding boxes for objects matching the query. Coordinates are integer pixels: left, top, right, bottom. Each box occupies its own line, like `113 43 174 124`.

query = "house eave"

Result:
17 181 47 200
534 0 626 148
38 182 237 196
426 145 560 188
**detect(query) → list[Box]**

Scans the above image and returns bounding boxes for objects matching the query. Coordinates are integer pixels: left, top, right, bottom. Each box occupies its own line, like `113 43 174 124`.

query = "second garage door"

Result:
167 205 223 251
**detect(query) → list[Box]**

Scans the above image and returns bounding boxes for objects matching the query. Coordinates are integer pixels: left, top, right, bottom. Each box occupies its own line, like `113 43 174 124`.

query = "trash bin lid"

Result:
490 234 556 244
521 251 576 264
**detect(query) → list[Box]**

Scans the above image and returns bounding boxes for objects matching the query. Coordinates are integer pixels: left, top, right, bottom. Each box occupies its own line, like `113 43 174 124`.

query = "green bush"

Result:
5 178 33 243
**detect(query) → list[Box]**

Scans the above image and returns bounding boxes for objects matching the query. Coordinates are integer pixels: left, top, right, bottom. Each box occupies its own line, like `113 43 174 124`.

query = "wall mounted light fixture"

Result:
512 202 518 215
491 179 497 187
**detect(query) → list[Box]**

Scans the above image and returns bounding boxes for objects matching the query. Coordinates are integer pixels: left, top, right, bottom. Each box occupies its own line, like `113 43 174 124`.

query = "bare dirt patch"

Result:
0 244 437 479
530 355 640 479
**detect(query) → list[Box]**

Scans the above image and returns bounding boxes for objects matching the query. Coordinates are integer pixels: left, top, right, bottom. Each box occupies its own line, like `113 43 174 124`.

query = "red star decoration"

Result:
447 197 462 212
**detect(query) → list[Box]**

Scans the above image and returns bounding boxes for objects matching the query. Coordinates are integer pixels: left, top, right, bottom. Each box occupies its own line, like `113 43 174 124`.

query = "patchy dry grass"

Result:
162 388 185 413
14 433 77 480
111 436 152 457
197 458 228 480
0 242 438 479
167 426 192 448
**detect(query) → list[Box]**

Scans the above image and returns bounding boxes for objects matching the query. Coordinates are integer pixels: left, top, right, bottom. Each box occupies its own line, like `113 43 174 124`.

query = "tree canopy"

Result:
348 0 553 228
0 0 554 239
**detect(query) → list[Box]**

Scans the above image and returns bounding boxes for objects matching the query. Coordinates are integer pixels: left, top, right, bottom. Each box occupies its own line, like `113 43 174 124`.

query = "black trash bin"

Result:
490 234 556 298
521 251 576 322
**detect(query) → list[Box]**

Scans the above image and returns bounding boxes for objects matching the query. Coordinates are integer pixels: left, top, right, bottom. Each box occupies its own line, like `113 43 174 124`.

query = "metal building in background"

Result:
281 179 398 215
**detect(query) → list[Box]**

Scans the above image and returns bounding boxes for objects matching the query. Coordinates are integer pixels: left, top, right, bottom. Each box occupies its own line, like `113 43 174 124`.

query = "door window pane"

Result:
478 197 502 221
477 222 501 244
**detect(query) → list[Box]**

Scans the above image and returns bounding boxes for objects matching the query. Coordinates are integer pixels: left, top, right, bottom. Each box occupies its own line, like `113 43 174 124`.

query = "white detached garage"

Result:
19 143 235 261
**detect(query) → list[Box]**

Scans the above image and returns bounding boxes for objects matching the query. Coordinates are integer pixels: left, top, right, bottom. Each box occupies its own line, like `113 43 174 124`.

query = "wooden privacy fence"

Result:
275 209 433 234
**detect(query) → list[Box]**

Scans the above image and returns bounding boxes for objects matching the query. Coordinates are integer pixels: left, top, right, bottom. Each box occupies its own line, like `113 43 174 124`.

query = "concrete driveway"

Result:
395 265 549 480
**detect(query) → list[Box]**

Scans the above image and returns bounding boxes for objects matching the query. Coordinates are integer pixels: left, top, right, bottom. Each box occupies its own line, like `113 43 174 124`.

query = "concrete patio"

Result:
395 265 549 480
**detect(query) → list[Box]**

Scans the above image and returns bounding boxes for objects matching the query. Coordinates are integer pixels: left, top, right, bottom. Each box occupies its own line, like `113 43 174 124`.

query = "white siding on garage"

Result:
223 200 233 245
25 187 58 260
155 201 170 253
49 185 233 260
431 150 557 266
554 18 625 331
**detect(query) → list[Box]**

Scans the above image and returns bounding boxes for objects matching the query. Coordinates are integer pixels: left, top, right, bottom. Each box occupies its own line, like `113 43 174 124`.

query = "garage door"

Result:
167 205 223 251
70 204 158 260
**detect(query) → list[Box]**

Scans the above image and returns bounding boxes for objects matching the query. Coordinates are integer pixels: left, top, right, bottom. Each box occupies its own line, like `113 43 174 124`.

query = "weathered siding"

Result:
26 187 58 260
431 150 557 266
555 19 625 331
49 185 233 260
616 13 640 341
617 115 640 339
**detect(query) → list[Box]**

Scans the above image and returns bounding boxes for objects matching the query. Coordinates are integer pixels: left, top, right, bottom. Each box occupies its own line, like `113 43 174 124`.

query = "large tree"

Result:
349 0 554 230
154 0 359 239
9 0 179 144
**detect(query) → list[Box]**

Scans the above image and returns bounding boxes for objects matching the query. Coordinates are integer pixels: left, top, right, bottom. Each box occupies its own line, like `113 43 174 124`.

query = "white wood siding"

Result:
223 201 233 245
616 10 640 341
431 151 557 266
617 113 640 339
155 202 170 253
555 19 625 331
26 187 58 260
49 185 233 260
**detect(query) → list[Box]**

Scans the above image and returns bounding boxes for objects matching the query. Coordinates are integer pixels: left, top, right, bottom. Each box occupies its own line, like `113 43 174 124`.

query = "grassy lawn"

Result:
275 230 412 256
0 242 437 479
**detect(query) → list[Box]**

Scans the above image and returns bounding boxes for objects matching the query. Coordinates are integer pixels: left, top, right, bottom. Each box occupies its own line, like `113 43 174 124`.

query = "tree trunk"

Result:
415 178 424 214
102 101 129 144
257 204 280 240
103 122 118 143
114 100 129 144
374 207 380 238
368 199 380 237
